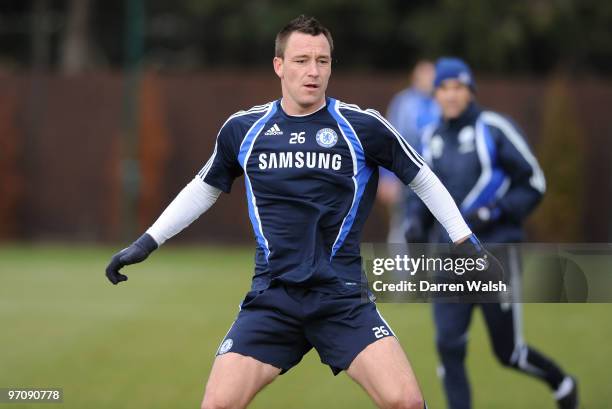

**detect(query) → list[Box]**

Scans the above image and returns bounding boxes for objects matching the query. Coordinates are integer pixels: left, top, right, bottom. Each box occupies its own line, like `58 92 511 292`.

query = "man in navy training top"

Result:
405 57 579 409
106 16 495 409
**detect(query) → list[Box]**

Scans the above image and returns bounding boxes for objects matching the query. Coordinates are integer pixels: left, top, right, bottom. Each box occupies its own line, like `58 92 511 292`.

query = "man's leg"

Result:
304 288 425 409
202 285 311 409
433 302 474 409
482 246 577 409
201 352 281 409
346 336 425 409
481 303 566 385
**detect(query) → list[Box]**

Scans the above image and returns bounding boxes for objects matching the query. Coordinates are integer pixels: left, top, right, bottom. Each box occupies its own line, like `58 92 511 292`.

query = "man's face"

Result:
434 80 472 120
273 32 331 114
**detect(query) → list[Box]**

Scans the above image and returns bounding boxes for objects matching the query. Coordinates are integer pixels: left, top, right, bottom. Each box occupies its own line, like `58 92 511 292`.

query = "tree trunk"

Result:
61 0 91 74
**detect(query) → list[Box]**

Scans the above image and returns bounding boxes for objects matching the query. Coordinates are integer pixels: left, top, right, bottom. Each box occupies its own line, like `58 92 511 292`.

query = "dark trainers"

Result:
556 376 578 409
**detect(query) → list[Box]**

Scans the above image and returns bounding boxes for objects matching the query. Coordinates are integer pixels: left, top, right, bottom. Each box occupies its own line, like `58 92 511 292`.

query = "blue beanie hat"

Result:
433 57 475 91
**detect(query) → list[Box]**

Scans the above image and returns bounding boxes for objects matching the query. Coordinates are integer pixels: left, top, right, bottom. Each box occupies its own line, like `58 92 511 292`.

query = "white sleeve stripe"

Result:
197 103 272 180
361 107 425 166
339 101 360 110
224 103 271 124
366 108 426 167
338 101 402 152
197 142 217 179
480 111 546 193
218 104 271 135
338 103 423 168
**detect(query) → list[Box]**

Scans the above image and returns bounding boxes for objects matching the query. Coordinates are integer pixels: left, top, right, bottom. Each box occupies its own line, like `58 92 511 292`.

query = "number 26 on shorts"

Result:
372 326 389 339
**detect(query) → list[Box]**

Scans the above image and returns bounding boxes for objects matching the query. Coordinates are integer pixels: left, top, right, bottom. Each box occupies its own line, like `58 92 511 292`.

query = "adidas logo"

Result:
264 124 283 136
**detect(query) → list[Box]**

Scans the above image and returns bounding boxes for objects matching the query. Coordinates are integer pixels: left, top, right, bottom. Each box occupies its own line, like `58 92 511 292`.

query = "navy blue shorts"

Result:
215 283 395 375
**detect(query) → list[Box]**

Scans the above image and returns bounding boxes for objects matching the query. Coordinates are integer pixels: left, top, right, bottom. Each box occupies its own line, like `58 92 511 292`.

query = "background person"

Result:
379 60 440 243
404 57 578 409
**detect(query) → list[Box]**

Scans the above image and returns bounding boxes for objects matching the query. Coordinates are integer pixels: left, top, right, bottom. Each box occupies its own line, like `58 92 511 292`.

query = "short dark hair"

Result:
275 15 333 58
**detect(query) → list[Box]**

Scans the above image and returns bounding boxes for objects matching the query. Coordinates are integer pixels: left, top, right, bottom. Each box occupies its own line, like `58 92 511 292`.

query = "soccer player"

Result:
405 57 579 409
106 17 492 409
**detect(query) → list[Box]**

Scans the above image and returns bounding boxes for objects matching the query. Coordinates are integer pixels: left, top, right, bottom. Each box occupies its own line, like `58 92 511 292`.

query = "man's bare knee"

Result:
201 380 237 409
380 391 424 409
200 353 280 409
201 393 233 409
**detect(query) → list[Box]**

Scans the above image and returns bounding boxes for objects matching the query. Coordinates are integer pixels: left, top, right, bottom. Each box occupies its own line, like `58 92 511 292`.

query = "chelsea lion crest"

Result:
218 338 233 355
316 128 338 148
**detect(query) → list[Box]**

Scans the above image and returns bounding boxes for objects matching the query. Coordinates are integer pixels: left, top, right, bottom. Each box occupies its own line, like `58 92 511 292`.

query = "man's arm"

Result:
105 109 250 285
408 165 472 244
467 112 545 228
351 107 500 277
489 113 545 222
404 126 436 243
341 105 471 245
147 178 221 245
105 178 222 284
408 165 504 282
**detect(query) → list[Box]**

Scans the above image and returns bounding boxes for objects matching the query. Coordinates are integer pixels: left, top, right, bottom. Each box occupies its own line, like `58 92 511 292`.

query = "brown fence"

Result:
0 70 610 243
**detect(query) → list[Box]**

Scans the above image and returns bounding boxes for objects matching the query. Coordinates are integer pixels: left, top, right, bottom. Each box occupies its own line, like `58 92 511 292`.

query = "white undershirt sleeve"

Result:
146 177 222 245
408 165 472 243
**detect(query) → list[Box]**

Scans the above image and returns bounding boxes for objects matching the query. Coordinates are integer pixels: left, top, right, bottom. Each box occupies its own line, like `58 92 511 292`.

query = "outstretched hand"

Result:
451 234 505 283
105 233 158 285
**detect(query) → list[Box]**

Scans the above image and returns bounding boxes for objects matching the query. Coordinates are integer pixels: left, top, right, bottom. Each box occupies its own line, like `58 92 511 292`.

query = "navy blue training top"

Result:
406 102 545 243
200 97 424 293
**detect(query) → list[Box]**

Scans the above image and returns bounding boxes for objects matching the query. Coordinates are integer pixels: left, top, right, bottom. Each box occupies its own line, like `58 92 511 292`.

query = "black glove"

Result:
465 204 501 232
105 233 158 285
451 234 505 283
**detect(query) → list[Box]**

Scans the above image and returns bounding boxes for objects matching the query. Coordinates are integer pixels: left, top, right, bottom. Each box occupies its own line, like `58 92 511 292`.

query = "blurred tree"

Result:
2 0 612 74
60 0 93 74
531 75 586 241
30 0 51 70
0 83 23 239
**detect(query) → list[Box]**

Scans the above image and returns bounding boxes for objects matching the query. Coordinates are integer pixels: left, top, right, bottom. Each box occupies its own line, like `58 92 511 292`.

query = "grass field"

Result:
0 244 610 408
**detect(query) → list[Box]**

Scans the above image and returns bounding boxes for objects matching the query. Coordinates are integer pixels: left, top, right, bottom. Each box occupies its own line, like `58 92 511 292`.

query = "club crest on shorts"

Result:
315 128 338 148
218 338 233 355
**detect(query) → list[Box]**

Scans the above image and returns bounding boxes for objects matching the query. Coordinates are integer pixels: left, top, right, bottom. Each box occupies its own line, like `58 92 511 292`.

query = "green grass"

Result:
0 244 610 408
